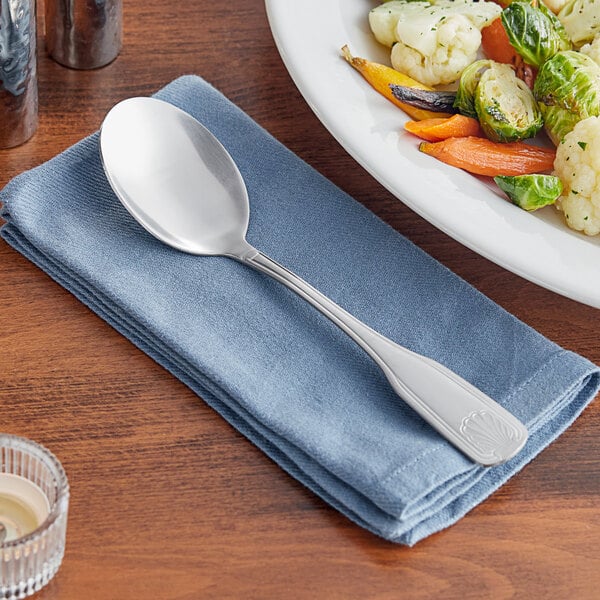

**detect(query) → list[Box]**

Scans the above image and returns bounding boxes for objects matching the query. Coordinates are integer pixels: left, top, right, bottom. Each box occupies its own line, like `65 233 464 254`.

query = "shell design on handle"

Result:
460 410 524 462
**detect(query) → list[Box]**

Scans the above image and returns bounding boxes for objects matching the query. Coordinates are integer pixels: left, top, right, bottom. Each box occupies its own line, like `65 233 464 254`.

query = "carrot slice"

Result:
481 18 516 65
481 18 537 88
404 115 483 142
341 45 452 121
419 137 556 176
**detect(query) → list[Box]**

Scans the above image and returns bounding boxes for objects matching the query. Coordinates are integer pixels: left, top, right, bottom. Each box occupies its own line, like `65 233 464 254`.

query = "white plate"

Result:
265 0 600 309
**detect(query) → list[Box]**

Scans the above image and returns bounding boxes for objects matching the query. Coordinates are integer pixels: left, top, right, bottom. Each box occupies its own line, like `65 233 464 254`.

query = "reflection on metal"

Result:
46 0 122 69
0 0 37 148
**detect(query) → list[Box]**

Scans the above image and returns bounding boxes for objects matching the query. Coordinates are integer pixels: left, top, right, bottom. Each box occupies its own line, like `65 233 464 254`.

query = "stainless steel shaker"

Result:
45 0 122 69
0 0 37 148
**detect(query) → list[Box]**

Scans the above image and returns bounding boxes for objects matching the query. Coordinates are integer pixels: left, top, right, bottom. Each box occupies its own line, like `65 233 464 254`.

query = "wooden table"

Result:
1 1 598 598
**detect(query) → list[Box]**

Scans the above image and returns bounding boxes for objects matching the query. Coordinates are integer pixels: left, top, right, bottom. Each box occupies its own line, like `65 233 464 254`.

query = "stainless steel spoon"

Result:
99 97 528 466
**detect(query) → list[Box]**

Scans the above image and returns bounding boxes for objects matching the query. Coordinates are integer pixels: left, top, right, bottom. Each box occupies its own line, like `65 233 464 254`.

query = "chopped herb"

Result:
578 141 588 150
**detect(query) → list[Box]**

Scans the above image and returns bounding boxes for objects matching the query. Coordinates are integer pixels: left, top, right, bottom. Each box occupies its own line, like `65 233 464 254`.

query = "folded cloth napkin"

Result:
1 75 599 545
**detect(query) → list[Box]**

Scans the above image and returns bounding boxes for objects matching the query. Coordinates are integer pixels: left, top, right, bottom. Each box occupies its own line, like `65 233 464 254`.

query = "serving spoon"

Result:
99 97 528 466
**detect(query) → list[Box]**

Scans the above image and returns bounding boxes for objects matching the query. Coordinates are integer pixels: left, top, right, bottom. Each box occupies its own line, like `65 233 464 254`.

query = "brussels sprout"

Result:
558 0 600 47
494 174 563 211
474 64 543 142
501 2 571 68
453 59 494 118
533 50 600 144
538 104 583 146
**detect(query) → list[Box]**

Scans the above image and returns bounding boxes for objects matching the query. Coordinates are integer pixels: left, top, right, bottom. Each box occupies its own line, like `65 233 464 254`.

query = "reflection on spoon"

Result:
99 97 528 466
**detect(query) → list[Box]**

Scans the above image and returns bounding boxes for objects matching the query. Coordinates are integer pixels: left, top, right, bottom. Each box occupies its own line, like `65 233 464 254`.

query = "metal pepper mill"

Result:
45 0 122 69
0 0 38 148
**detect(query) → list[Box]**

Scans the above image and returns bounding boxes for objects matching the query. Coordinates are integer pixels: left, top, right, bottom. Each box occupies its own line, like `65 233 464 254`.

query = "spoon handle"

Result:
241 249 527 466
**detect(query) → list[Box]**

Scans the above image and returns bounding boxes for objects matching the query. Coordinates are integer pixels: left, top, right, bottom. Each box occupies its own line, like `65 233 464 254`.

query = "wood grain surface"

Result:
1 2 598 598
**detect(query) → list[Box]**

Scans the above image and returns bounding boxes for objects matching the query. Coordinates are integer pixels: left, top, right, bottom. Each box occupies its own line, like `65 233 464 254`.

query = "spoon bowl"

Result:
99 97 528 466
101 97 251 256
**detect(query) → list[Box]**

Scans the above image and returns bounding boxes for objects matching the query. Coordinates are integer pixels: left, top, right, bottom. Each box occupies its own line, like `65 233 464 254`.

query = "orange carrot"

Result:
481 19 537 88
481 18 516 65
404 115 483 142
341 45 452 121
419 137 556 176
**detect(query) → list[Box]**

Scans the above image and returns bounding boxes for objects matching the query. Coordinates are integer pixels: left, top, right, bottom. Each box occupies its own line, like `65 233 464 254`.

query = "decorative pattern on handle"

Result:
460 410 524 463
244 250 528 466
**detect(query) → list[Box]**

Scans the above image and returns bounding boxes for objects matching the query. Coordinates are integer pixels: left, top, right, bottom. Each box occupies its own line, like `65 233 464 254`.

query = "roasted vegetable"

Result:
419 136 556 176
533 50 600 144
369 0 429 47
494 174 563 210
369 0 501 47
480 22 538 89
501 2 571 69
420 60 541 141
481 19 518 65
341 45 450 120
553 116 600 235
580 35 600 65
474 63 543 142
389 85 458 113
558 0 600 47
369 0 501 86
454 59 496 118
404 114 483 141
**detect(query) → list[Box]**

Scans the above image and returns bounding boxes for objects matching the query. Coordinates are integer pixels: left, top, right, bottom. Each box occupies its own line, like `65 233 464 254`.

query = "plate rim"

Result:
265 0 600 309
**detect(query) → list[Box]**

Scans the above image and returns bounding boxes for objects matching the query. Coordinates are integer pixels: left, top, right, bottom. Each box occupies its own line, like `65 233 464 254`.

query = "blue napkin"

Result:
1 75 598 545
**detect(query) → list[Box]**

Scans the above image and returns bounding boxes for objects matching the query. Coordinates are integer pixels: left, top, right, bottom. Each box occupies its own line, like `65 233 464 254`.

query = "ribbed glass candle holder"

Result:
0 435 69 600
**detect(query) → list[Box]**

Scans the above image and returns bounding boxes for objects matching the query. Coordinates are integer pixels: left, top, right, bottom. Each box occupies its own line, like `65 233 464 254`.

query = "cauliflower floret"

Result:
369 0 500 86
580 34 600 65
369 1 430 47
391 14 481 86
553 116 600 235
558 0 600 47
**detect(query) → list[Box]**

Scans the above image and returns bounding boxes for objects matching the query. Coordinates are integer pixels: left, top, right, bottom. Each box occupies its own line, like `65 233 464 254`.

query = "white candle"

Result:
0 473 50 543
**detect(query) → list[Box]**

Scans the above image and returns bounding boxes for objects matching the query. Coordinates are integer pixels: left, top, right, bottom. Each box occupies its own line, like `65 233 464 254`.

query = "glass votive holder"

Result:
0 434 69 600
